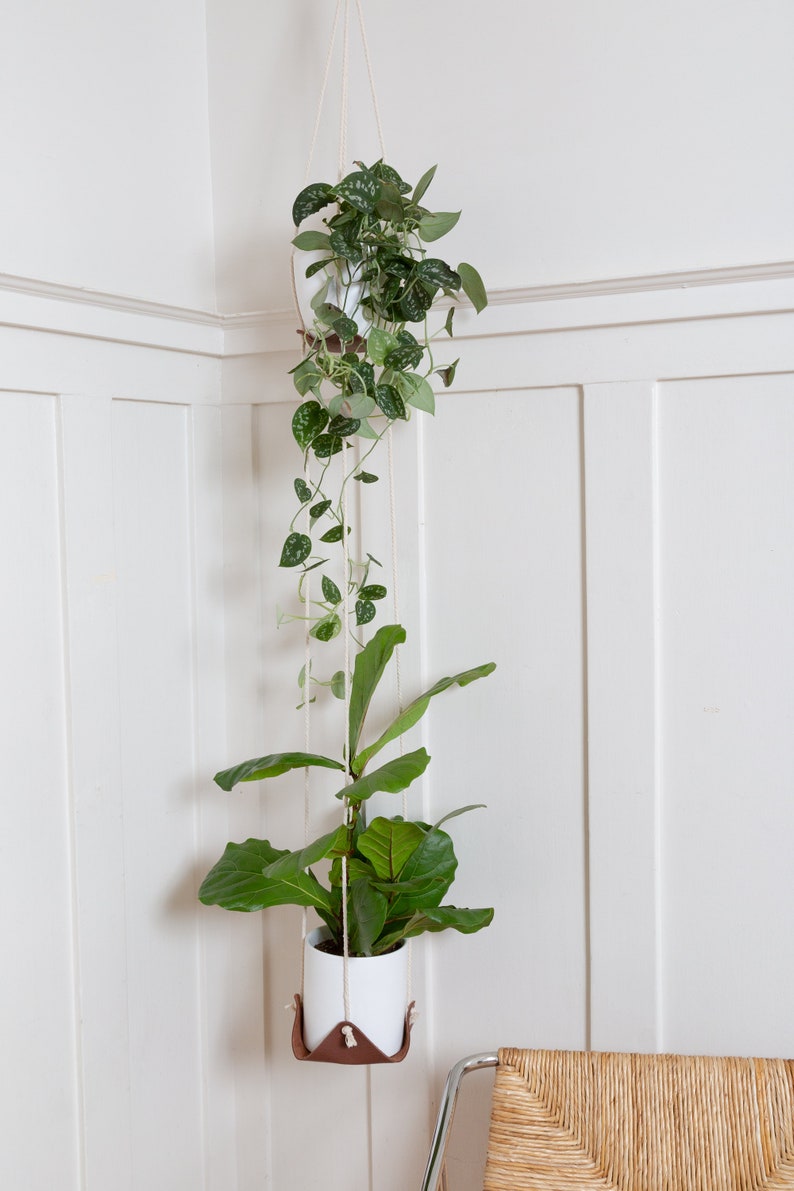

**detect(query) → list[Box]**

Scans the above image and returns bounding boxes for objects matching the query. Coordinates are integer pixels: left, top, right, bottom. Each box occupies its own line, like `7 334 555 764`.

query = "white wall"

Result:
206 0 794 313
2 3 794 1191
0 0 216 308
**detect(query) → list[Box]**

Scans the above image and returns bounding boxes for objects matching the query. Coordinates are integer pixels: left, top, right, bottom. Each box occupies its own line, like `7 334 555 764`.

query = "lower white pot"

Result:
302 926 408 1057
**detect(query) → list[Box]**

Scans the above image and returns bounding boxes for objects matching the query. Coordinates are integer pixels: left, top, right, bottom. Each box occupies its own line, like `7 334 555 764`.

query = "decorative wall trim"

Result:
1 262 793 361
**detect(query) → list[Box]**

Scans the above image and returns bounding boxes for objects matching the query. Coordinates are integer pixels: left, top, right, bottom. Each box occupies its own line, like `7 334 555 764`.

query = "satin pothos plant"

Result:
199 624 495 956
279 160 487 707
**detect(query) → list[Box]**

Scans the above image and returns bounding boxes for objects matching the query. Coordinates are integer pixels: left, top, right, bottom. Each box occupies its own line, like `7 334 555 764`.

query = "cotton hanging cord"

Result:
298 460 314 1000
290 0 344 334
387 422 413 1008
340 452 356 1043
354 0 387 160
338 0 351 179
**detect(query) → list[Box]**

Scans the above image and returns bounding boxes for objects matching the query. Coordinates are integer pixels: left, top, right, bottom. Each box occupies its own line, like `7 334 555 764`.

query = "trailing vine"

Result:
280 160 487 704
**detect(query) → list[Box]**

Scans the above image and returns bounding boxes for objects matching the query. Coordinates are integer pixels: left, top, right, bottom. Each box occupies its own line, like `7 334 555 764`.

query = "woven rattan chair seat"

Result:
483 1047 794 1190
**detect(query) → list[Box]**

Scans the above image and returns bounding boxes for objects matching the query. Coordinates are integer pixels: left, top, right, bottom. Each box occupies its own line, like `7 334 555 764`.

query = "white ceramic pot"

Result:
292 216 370 335
302 926 408 1056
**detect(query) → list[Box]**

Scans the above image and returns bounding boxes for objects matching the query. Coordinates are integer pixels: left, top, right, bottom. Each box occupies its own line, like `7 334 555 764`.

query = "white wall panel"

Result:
3 277 793 1191
0 393 79 1191
658 373 794 1058
422 387 588 1187
583 381 661 1053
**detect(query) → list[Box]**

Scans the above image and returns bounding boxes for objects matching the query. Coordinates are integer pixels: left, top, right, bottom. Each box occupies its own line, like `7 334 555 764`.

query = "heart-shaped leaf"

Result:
354 471 379 483
279 532 312 568
327 415 360 437
359 584 386 600
292 401 328 450
294 478 312 503
309 498 332 520
312 433 343 459
355 599 376 626
310 613 342 642
322 575 342 604
320 524 348 544
333 169 380 213
374 384 406 421
366 326 399 365
397 372 435 414
292 183 333 226
415 258 461 290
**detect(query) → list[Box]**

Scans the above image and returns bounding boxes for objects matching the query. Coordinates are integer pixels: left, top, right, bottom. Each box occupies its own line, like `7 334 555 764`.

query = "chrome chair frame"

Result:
419 1053 498 1191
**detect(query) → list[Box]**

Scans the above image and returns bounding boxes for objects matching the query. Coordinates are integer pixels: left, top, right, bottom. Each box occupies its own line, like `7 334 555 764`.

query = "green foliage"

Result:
199 625 495 955
283 162 486 650
198 166 495 961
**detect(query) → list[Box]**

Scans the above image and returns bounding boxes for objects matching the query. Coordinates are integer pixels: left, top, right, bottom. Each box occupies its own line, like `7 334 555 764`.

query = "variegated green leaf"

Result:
292 183 333 226
333 170 380 213
292 400 328 450
279 533 312 568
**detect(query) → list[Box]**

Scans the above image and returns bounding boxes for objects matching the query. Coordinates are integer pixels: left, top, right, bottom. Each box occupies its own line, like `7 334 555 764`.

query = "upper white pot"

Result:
292 215 371 336
302 926 408 1056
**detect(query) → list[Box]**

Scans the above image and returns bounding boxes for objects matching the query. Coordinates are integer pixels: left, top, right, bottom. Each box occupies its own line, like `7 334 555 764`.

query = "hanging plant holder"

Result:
197 0 494 1073
290 994 416 1065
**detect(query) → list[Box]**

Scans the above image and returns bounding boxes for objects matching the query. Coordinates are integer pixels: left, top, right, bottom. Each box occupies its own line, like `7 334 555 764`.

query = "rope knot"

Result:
341 1024 357 1049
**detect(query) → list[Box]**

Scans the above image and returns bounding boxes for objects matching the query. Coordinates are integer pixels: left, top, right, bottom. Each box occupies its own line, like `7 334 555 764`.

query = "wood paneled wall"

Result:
1 269 793 1190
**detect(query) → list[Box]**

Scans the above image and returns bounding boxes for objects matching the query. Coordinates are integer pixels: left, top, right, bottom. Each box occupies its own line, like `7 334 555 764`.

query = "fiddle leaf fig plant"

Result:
280 160 488 704
199 625 495 956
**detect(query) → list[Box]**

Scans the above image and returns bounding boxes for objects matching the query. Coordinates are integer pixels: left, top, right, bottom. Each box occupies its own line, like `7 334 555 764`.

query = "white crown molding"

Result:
1 261 793 360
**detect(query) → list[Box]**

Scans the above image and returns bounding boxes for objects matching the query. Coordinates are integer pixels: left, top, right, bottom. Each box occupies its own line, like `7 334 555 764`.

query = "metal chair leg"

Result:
419 1053 498 1191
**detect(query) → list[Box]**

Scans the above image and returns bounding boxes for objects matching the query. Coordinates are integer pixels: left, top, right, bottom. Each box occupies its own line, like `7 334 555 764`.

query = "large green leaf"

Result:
356 817 426 880
335 748 431 803
214 751 344 791
353 661 496 772
348 623 406 762
292 183 333 226
457 262 488 313
387 828 457 918
333 170 380 214
348 879 388 956
417 211 461 242
199 838 334 914
376 905 494 951
292 400 328 450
